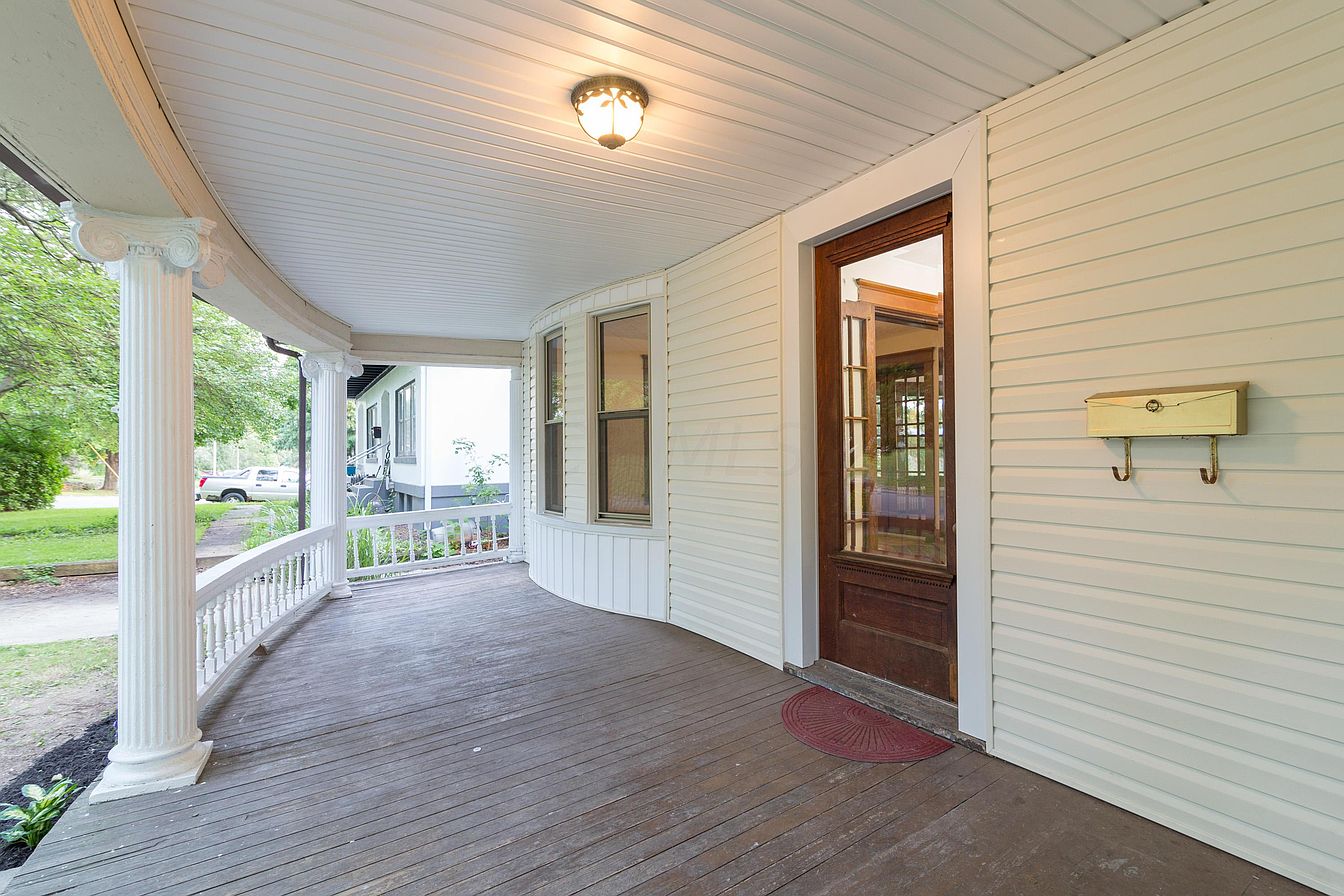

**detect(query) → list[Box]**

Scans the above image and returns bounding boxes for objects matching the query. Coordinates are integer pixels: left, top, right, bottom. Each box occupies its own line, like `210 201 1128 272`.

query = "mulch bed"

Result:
0 713 114 872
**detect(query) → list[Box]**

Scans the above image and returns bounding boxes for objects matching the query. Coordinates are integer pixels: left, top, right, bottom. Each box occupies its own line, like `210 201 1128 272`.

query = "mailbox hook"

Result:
1111 437 1133 482
1200 436 1220 484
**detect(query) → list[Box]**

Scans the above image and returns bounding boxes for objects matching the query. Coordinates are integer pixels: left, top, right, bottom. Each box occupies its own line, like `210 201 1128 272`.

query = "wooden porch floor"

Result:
12 563 1316 895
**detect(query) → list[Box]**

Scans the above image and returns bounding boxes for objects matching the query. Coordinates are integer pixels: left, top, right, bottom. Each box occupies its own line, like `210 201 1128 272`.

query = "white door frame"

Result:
778 117 993 747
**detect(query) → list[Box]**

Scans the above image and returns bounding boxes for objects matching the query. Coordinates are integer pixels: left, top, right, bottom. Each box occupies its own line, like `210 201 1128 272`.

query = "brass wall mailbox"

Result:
1085 382 1248 438
1085 382 1249 484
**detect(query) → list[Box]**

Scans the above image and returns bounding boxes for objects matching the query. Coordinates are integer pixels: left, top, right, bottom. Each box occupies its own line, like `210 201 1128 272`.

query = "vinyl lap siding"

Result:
666 218 783 667
562 316 587 524
985 1 1344 892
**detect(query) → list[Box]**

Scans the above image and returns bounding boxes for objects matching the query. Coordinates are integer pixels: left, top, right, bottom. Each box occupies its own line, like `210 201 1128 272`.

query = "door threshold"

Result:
786 659 985 752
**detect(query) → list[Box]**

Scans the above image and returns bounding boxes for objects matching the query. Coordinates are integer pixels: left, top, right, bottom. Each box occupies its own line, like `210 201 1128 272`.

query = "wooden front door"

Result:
816 196 957 702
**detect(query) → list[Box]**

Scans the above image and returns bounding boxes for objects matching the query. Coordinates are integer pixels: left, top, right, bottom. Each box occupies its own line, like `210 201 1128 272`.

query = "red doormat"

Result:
781 686 954 762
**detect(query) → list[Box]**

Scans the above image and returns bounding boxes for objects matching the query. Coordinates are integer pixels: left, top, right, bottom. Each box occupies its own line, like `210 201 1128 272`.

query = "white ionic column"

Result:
64 203 227 802
301 352 362 598
507 365 525 563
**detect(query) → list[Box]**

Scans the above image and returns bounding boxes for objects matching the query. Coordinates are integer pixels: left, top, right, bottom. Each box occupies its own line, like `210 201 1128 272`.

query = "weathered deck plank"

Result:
10 563 1321 895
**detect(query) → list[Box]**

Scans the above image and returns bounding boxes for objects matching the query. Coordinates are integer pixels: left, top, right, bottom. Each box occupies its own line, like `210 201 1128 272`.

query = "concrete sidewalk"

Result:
51 494 119 509
0 507 259 646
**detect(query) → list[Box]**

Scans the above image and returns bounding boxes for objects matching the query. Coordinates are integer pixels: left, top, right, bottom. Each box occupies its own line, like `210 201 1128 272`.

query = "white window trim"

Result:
586 299 666 530
538 328 564 516
394 379 417 463
590 305 654 525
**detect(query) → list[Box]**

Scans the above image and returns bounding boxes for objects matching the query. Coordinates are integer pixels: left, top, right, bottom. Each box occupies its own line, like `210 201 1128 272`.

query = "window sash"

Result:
542 331 563 513
395 382 416 458
595 308 651 521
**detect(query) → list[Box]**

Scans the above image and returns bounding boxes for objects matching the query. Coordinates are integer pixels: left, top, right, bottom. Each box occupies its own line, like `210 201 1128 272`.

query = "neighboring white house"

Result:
352 365 511 511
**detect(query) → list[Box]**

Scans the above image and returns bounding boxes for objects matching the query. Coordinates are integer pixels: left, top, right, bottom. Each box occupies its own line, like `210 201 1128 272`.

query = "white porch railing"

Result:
194 524 335 706
346 502 511 578
190 504 511 708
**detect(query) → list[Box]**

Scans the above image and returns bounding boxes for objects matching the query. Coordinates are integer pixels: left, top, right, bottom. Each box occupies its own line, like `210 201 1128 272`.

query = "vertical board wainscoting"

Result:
525 519 668 619
985 1 1344 892
524 275 670 622
666 218 784 667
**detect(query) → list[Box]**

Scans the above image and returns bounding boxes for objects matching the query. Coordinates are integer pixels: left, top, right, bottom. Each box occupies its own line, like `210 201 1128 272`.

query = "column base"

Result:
89 740 212 803
506 549 525 564
327 580 354 600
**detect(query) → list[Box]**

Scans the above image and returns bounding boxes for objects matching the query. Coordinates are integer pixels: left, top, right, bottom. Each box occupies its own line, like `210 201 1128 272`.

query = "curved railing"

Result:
346 503 511 578
191 504 512 707
194 524 334 706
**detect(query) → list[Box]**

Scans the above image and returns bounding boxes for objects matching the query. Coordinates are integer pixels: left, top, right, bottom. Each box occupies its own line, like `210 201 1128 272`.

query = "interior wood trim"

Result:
855 279 940 303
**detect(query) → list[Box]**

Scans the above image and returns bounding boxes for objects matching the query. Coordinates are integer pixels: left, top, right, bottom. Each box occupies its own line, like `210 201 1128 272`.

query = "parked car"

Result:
199 467 302 502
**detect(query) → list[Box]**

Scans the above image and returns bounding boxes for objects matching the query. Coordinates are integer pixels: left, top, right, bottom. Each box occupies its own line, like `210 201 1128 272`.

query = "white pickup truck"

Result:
199 467 302 503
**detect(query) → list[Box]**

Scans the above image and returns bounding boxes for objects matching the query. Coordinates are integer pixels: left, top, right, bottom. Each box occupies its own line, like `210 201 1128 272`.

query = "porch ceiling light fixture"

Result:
570 75 649 150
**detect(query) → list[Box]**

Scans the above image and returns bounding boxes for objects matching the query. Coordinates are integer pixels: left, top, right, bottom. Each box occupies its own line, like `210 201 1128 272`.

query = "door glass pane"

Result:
838 235 947 565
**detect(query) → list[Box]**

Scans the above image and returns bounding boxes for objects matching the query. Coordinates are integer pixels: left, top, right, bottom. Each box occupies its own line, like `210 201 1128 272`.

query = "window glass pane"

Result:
396 383 415 457
544 422 563 513
543 331 564 512
599 313 649 412
545 333 564 422
599 415 649 517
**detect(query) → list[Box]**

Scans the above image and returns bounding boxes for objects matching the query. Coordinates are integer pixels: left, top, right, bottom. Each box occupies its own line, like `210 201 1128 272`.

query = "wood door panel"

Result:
837 573 949 645
836 620 953 701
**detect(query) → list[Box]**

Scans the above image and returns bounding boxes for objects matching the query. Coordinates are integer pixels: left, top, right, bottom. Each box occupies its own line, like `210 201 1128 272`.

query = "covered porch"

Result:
8 563 1311 896
1 0 1340 892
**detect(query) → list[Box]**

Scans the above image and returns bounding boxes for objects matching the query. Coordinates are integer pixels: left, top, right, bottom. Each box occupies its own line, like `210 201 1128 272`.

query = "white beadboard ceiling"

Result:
122 0 1202 340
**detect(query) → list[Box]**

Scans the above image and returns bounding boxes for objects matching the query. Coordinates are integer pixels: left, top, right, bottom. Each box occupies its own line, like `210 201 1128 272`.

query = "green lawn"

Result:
0 638 118 708
0 505 234 568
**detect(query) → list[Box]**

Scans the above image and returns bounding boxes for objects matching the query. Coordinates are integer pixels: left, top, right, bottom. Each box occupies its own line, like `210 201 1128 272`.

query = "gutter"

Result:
264 336 307 531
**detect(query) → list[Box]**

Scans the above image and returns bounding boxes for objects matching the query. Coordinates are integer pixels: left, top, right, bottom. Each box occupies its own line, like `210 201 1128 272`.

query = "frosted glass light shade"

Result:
571 76 649 150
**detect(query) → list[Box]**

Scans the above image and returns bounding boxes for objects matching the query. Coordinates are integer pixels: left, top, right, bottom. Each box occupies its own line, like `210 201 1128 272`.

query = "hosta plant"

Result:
1 775 82 849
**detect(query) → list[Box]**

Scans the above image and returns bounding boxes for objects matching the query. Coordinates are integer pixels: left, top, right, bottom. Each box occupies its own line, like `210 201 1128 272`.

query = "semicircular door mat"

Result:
781 685 953 763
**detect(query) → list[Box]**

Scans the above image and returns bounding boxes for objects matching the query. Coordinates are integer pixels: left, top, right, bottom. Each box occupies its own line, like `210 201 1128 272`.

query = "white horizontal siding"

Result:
666 218 783 667
985 1 1344 893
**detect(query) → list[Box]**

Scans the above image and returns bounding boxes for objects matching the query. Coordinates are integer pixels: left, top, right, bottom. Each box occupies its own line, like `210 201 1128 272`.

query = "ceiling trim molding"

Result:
67 0 351 351
350 333 523 368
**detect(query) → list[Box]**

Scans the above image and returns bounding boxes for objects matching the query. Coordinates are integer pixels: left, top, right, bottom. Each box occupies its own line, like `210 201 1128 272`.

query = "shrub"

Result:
0 428 68 511
1 775 82 849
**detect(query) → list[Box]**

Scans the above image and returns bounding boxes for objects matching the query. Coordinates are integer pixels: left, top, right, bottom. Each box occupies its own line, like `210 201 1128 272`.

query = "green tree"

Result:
0 164 295 503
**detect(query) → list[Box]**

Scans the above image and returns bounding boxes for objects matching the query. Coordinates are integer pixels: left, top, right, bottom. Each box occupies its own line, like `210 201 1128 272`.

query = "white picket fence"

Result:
192 503 512 707
345 502 512 578
193 524 334 705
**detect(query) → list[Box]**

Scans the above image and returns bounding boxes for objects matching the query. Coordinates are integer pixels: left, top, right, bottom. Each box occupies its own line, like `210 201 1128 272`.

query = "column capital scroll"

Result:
300 351 364 380
61 202 228 289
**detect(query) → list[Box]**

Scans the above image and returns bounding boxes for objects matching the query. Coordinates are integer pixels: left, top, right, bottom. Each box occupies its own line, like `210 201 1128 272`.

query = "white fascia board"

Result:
350 333 523 368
